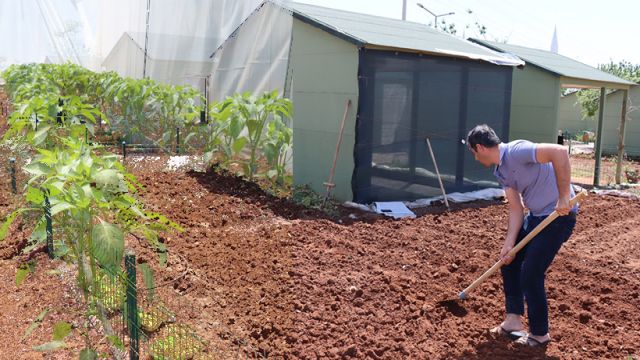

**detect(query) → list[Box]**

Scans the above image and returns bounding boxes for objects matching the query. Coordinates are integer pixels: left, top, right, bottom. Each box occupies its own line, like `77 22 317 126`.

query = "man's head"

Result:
466 124 501 167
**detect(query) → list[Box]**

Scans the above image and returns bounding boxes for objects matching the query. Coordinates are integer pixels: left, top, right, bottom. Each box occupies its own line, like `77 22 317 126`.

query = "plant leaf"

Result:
32 125 52 146
53 321 72 341
90 221 124 270
33 340 66 351
79 348 98 360
138 263 155 300
50 201 74 216
0 209 29 241
15 262 35 287
22 308 50 341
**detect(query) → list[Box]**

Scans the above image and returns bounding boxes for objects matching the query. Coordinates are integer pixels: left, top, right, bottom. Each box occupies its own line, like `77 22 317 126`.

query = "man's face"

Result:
469 144 493 167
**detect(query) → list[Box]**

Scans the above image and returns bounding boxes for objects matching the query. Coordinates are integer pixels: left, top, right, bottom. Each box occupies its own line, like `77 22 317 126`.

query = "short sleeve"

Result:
508 140 537 164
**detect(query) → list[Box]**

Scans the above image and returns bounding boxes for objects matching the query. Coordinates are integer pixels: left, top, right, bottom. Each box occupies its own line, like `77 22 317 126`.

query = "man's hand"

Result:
555 195 571 216
500 241 515 265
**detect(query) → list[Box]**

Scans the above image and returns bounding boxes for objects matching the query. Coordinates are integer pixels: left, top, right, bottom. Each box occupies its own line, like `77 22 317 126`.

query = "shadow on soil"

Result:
187 168 505 226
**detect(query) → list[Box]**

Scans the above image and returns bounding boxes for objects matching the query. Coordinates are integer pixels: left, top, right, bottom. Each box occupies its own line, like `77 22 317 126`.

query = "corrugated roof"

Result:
127 32 218 62
469 39 636 87
278 1 523 66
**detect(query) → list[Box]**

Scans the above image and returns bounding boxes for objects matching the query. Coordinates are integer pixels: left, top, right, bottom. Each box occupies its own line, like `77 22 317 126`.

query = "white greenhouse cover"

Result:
0 0 289 100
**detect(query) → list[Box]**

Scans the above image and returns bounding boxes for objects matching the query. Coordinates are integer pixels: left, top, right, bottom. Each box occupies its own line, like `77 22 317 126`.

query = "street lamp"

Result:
416 3 454 28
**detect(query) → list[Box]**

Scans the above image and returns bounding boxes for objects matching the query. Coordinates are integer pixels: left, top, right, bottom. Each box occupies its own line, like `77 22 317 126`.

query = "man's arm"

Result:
501 187 524 264
535 144 571 215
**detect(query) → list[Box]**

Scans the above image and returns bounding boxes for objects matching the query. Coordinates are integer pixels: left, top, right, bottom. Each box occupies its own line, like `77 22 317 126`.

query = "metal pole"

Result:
122 141 127 162
125 251 139 360
43 189 54 259
593 87 606 187
9 158 16 194
402 0 407 20
142 0 151 79
615 89 629 184
176 127 180 154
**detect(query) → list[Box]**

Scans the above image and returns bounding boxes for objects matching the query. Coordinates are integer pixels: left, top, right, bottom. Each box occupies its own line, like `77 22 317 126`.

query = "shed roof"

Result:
283 2 523 66
469 39 636 90
215 1 523 66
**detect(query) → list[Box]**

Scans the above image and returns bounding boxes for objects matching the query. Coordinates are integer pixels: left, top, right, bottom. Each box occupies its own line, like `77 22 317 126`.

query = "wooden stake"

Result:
426 138 450 210
322 99 351 208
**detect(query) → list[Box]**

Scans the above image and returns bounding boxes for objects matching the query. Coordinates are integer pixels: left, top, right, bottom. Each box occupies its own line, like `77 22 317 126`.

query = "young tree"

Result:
576 61 640 118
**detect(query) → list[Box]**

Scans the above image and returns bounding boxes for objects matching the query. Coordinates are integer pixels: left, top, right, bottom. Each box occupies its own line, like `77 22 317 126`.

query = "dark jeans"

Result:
501 212 577 336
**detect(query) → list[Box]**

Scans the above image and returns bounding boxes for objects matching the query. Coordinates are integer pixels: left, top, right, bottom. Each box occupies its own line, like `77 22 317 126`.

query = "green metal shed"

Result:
559 87 640 156
283 2 529 203
469 39 634 141
558 91 597 136
469 39 636 185
215 1 525 203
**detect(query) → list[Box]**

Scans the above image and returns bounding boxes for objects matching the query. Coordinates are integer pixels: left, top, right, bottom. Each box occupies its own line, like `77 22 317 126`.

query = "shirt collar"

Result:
496 143 507 171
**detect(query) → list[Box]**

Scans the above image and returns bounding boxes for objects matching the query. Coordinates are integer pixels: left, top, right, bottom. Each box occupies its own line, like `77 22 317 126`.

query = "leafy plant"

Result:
197 90 293 188
149 325 203 360
1 63 184 357
576 61 640 118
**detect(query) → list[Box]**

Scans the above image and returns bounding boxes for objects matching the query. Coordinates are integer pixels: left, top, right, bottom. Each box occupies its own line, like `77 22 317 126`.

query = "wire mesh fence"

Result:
567 138 640 186
95 252 268 360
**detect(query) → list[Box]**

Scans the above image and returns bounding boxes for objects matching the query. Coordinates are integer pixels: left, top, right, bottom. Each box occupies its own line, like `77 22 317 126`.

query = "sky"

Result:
295 0 640 67
1 0 638 70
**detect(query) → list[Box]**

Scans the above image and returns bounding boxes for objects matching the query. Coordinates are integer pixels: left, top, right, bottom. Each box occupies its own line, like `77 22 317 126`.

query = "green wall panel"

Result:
289 18 359 201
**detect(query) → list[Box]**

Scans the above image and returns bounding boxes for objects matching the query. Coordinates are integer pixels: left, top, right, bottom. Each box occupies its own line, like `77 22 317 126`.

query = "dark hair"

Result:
466 124 501 150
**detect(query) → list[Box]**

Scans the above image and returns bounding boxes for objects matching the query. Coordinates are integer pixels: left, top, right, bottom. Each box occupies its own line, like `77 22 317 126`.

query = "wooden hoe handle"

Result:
458 191 587 300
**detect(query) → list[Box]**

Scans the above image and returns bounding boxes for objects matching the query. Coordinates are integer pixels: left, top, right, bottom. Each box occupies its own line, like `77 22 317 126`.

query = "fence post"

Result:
9 157 16 194
125 251 139 360
122 141 127 162
594 87 606 187
176 127 180 154
43 189 54 259
57 98 64 125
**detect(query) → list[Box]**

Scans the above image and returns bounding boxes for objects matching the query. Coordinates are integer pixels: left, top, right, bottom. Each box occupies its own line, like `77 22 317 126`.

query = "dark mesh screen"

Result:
353 49 512 203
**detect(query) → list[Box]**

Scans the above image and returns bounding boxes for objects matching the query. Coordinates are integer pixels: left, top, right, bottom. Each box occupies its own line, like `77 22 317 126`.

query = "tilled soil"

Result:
1 156 639 359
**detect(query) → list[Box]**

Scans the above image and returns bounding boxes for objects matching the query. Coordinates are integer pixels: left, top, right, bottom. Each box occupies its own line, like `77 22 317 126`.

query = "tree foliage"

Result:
576 61 640 118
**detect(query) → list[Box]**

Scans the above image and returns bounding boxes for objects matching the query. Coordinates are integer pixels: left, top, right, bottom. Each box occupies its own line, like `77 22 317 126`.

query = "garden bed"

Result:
1 155 639 359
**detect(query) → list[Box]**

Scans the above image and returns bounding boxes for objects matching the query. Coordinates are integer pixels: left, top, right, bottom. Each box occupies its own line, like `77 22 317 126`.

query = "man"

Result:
466 124 577 347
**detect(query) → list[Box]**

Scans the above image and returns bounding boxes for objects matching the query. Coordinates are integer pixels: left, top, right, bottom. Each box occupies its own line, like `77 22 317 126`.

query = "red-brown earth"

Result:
1 154 639 359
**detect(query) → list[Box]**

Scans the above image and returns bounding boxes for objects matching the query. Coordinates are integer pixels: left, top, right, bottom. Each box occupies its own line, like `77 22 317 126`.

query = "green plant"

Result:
149 325 203 360
148 84 202 151
291 184 340 218
198 90 293 188
263 116 292 187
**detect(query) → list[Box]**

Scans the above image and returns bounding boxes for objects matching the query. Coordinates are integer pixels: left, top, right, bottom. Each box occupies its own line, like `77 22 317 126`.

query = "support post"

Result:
43 189 53 259
176 127 180 154
593 87 606 187
125 251 139 360
615 90 629 184
9 158 16 194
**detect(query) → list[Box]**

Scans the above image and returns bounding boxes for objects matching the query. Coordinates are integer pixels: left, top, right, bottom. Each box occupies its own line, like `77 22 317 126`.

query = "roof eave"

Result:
290 11 366 47
560 76 632 90
362 44 522 66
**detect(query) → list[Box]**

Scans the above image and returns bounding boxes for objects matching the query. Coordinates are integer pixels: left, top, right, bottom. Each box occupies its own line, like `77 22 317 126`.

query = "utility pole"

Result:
402 0 407 20
416 2 454 28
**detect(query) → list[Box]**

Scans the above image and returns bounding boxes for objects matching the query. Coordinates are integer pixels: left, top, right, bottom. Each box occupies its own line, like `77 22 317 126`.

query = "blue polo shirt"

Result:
494 140 576 216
